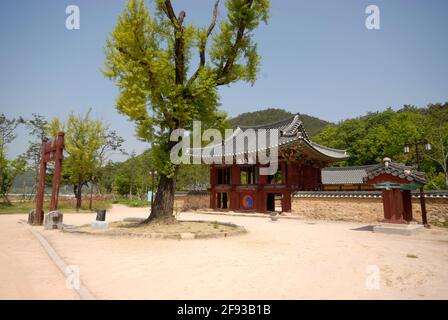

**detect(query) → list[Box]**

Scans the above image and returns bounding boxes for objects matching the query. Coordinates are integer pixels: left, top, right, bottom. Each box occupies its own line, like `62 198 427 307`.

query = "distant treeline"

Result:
12 104 448 198
313 103 448 189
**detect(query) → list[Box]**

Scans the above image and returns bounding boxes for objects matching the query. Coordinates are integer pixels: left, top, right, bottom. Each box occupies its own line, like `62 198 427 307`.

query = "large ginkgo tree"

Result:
103 0 270 223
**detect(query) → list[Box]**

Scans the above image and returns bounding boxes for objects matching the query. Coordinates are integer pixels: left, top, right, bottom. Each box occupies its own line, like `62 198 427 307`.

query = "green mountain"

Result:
229 108 331 137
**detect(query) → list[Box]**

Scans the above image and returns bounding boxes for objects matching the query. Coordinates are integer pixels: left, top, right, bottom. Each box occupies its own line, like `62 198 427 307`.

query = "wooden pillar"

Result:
216 192 221 209
230 192 239 211
382 189 393 222
382 189 406 224
209 191 215 209
281 162 286 184
49 133 64 211
230 166 240 211
210 165 217 185
257 190 266 213
282 191 291 212
34 138 48 226
231 166 240 184
402 190 413 222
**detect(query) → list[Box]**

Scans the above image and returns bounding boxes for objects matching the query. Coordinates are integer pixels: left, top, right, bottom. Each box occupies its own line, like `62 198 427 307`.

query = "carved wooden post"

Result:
34 138 48 226
33 132 65 226
49 132 64 211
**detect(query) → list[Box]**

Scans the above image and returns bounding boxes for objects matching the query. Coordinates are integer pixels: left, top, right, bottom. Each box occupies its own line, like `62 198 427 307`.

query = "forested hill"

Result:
229 108 331 137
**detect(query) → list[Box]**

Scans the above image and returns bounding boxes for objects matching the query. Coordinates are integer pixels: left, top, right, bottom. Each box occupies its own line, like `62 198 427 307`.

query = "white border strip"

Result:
27 226 96 300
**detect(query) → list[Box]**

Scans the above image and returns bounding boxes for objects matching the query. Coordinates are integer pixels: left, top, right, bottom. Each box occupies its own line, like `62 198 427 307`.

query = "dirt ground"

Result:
1 204 447 300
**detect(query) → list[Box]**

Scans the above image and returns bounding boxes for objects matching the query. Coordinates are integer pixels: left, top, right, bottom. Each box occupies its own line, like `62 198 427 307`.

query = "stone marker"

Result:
96 209 107 221
91 221 108 229
44 211 63 230
28 209 36 225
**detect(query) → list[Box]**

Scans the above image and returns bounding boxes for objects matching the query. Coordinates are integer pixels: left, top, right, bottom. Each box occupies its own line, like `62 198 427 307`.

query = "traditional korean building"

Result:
187 114 349 213
321 165 378 191
364 157 427 224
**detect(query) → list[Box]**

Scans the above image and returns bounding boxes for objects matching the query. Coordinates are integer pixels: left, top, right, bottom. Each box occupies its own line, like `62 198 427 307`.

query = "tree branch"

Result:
216 0 254 86
162 0 179 28
187 0 220 87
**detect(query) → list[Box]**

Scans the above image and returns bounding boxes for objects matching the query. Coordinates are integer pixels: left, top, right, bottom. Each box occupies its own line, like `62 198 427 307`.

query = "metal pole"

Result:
415 141 429 227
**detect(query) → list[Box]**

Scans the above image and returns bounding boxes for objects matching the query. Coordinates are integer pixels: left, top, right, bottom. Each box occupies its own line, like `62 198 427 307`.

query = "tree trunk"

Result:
445 173 448 190
76 176 83 210
144 173 177 224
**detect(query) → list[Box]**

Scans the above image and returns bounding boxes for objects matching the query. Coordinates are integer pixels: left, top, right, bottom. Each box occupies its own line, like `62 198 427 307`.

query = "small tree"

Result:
23 114 49 194
0 114 26 203
50 110 124 209
425 103 448 189
104 0 270 223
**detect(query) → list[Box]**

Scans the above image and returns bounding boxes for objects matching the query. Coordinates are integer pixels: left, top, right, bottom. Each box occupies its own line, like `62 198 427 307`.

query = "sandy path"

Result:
0 215 78 300
1 205 448 299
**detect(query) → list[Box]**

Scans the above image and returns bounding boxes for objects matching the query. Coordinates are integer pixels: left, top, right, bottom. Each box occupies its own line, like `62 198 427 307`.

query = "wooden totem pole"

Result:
33 132 65 226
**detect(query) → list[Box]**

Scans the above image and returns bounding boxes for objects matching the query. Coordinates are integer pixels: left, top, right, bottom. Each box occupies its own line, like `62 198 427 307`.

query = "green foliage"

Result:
0 114 26 203
314 103 448 189
110 198 150 207
176 164 209 191
106 150 154 198
62 111 107 186
103 0 270 178
425 170 446 190
0 157 26 202
50 110 124 206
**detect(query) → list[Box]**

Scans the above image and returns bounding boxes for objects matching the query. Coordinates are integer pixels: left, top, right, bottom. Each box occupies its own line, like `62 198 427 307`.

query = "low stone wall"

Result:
175 194 209 212
291 197 448 227
176 192 448 227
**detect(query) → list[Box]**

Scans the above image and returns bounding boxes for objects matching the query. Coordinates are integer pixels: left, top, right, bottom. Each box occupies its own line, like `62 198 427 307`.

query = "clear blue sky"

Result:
1 0 447 160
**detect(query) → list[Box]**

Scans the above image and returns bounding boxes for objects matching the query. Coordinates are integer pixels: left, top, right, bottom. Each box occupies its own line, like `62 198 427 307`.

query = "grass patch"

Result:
109 199 151 208
72 220 243 238
0 199 112 214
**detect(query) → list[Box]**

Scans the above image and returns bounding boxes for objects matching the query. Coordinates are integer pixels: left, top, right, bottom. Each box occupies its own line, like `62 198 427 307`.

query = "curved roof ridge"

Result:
310 141 348 154
237 113 301 130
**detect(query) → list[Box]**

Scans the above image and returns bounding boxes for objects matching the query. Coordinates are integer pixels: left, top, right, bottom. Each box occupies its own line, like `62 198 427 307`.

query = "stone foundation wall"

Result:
291 197 448 227
176 192 448 227
175 194 209 211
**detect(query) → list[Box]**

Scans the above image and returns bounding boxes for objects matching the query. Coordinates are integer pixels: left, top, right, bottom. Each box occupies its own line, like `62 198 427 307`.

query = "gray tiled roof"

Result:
186 114 349 162
321 165 376 185
364 158 427 184
322 159 428 186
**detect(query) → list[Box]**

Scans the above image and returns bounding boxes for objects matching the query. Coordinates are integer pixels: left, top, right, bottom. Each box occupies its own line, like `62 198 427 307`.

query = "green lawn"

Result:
109 198 151 208
0 199 113 215
0 198 150 214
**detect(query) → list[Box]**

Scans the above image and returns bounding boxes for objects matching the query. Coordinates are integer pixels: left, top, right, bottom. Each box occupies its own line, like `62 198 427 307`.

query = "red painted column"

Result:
230 166 240 211
402 190 413 222
281 162 286 184
382 189 393 222
257 190 265 213
382 189 407 224
210 165 217 185
209 191 215 209
282 191 291 212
